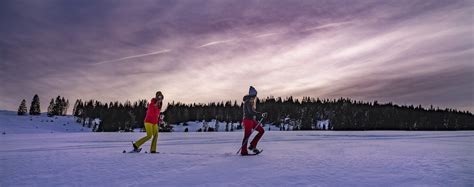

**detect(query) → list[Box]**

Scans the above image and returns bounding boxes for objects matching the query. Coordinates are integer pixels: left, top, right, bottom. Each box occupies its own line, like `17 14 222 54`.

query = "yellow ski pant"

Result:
134 122 159 152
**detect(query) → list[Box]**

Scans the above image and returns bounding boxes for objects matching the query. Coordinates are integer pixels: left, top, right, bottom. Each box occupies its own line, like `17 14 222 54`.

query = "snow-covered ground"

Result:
0 110 92 134
1 111 473 186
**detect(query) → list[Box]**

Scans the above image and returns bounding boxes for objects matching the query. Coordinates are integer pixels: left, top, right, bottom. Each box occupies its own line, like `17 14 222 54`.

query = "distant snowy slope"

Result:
0 110 92 134
0 109 281 134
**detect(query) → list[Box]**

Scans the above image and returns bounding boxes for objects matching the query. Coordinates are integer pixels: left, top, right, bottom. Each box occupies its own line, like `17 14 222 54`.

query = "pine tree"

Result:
47 99 55 117
53 96 61 116
59 97 66 116
29 94 41 115
17 99 28 115
73 99 82 116
64 99 69 116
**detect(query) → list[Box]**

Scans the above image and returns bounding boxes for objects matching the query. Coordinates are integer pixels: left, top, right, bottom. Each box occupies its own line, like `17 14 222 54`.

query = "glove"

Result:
261 112 268 118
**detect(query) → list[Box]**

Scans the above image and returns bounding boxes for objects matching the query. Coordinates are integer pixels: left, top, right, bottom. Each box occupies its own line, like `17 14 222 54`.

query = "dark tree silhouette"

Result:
17 99 27 115
73 97 474 132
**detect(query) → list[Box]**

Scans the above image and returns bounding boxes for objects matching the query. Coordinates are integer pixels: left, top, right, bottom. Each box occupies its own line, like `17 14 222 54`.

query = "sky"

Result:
0 0 473 112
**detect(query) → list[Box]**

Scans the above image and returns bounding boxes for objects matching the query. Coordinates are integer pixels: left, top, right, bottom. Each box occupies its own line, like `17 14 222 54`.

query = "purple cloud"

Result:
0 0 472 112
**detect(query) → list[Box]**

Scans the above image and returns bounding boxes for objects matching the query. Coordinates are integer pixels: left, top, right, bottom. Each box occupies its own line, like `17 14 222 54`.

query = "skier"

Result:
131 91 164 153
240 86 267 155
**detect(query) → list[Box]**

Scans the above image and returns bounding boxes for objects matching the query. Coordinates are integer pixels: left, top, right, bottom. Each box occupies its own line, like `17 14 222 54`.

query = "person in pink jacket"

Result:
132 91 164 153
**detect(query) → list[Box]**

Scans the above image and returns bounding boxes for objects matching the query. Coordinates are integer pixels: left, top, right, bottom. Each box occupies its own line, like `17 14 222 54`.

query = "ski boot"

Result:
248 145 261 154
132 142 142 153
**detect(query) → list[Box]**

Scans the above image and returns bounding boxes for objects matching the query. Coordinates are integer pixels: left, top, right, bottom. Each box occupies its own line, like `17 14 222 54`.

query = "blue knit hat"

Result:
249 86 257 96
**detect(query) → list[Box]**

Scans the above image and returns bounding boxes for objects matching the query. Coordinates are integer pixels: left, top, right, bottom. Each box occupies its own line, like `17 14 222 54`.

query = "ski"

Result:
145 151 160 154
241 149 263 156
123 148 142 153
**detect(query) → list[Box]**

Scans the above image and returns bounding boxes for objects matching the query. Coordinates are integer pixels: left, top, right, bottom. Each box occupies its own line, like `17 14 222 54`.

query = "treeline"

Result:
72 99 148 132
72 96 473 131
164 97 473 130
164 101 242 125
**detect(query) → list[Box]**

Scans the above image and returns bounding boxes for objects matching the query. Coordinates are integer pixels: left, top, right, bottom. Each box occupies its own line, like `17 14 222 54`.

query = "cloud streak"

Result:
303 21 353 31
93 49 172 65
197 39 236 48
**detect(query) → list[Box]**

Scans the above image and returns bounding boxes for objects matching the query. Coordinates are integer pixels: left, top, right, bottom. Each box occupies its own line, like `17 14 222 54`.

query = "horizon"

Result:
7 94 474 115
1 0 473 112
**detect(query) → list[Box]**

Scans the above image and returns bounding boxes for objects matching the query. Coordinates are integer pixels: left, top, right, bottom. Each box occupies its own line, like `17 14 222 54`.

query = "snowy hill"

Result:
0 110 92 134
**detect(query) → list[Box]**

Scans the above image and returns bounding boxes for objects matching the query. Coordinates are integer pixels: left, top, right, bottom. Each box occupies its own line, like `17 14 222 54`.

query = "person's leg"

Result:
134 123 153 148
150 124 159 153
240 119 253 155
250 120 265 148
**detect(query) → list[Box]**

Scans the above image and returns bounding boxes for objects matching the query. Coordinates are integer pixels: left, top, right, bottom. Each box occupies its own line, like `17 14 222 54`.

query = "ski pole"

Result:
236 117 265 155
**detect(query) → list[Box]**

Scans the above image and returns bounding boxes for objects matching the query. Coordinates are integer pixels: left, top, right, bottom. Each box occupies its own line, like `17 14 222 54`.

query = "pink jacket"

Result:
144 98 161 124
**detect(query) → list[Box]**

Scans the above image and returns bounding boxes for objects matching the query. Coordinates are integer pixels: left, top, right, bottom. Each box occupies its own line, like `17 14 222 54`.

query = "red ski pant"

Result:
241 119 265 154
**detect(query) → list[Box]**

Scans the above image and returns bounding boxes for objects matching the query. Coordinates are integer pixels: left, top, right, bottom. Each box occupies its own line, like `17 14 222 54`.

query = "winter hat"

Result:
249 86 257 96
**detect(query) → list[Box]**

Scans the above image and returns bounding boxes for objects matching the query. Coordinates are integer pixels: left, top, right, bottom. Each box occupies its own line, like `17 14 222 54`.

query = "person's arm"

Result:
146 100 154 116
154 99 159 107
150 98 157 108
245 101 266 118
252 106 262 115
254 108 267 118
